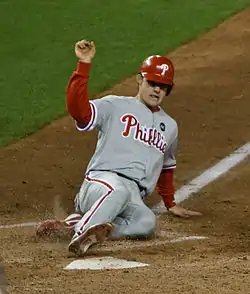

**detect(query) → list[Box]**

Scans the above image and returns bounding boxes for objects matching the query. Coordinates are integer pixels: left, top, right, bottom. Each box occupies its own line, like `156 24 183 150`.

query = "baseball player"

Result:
36 39 202 256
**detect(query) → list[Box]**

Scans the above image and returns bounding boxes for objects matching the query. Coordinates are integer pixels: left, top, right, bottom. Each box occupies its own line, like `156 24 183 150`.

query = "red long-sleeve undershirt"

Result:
155 169 176 209
66 61 176 209
66 62 92 126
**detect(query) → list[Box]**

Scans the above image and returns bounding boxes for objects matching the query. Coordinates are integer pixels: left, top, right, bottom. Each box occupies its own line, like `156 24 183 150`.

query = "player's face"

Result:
138 78 168 108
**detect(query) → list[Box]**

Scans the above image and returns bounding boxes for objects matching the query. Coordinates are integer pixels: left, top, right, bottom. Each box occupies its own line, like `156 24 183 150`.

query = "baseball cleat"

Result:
36 213 82 238
68 223 113 256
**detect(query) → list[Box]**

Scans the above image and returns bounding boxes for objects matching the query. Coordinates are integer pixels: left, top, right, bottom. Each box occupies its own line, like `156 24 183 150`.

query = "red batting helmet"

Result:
140 55 174 86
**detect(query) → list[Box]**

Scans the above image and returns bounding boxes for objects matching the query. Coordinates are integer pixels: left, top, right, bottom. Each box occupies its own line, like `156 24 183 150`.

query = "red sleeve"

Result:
66 61 92 126
155 169 176 209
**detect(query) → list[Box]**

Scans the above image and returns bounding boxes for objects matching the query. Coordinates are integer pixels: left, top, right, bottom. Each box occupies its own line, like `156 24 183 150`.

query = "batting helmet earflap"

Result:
140 55 175 87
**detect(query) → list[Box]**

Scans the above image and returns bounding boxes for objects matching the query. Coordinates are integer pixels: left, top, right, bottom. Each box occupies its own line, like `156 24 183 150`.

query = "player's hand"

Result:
75 39 96 63
169 204 202 218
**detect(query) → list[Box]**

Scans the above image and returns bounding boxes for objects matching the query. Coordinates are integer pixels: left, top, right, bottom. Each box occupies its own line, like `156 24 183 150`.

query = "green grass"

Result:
0 0 250 146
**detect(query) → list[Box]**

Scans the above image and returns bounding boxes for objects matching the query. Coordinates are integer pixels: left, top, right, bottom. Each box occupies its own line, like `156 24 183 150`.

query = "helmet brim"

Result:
142 73 174 86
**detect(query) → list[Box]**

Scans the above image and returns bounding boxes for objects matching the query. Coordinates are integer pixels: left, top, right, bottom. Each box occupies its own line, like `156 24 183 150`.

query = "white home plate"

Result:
64 257 149 270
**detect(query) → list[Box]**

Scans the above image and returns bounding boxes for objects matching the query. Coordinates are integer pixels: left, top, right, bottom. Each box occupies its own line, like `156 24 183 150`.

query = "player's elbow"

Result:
66 99 92 127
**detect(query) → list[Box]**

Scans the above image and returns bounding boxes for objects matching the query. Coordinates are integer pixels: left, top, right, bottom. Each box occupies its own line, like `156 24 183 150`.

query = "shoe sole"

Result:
36 220 74 239
36 214 82 239
68 223 113 256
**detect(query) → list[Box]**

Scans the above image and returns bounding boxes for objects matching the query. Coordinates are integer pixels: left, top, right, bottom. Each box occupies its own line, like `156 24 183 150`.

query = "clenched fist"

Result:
75 39 96 63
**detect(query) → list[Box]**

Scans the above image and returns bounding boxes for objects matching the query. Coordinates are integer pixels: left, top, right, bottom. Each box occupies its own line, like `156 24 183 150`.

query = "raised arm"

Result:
66 40 96 128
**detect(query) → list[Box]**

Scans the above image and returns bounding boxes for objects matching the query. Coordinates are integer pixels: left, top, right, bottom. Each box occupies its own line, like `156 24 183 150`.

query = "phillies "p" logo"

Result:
159 64 169 76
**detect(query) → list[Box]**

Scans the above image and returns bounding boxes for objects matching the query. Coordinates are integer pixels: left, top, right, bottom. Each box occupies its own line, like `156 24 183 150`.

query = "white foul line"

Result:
0 221 41 229
95 236 208 252
1 142 250 229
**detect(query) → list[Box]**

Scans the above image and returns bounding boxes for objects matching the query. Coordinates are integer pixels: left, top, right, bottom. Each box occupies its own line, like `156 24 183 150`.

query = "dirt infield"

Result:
0 8 250 294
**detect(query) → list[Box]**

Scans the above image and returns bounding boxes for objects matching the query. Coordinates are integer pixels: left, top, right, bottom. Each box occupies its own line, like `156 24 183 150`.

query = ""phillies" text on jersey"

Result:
121 114 167 154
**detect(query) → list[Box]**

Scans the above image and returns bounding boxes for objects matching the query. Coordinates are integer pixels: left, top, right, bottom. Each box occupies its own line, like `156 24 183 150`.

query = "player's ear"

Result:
136 73 143 86
166 84 174 96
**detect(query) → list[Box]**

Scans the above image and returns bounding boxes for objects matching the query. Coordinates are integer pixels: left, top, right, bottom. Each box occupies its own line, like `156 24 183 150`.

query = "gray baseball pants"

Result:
74 170 156 239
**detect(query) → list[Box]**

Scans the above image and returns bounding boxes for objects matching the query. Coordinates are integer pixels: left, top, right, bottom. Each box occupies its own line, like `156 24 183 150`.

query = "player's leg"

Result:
36 213 82 239
111 192 156 240
36 171 127 240
68 171 131 255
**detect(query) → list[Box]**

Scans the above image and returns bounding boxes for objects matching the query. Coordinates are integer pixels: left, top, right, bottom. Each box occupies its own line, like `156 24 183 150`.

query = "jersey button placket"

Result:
145 114 154 179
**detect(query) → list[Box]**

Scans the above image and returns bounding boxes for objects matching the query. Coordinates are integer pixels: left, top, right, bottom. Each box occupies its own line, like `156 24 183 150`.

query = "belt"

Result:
114 172 146 194
93 170 147 194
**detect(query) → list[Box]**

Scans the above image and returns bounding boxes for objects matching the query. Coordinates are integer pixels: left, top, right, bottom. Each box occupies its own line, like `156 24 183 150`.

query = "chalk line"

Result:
0 221 41 229
1 142 250 229
95 236 208 252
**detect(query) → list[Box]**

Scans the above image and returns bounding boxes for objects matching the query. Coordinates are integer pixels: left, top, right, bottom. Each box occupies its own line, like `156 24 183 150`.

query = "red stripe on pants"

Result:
78 176 114 234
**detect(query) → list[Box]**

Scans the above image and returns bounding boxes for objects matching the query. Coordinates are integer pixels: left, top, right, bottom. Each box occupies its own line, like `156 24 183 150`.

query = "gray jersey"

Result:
76 95 178 196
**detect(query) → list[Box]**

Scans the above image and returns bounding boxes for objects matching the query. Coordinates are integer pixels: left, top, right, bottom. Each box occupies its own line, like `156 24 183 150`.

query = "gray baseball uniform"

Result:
74 95 178 239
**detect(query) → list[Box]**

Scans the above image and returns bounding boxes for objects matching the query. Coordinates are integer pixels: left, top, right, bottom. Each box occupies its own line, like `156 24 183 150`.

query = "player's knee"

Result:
137 211 156 238
144 213 156 236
